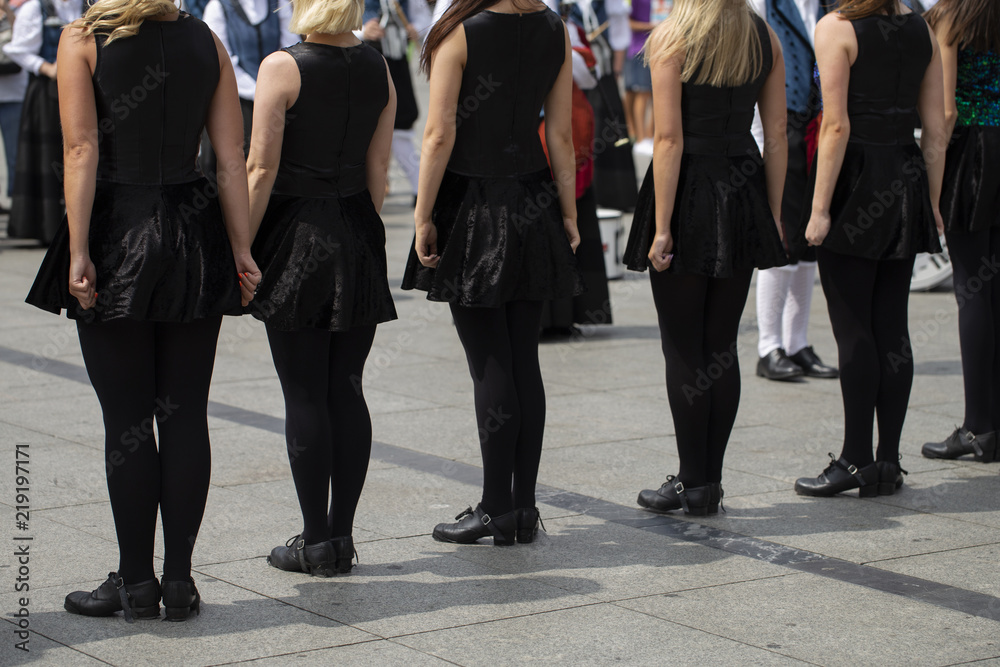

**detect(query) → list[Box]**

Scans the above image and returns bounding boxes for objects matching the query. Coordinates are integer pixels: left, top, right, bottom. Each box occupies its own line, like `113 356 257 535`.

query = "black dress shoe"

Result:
64 572 160 622
708 482 724 515
267 535 343 577
433 504 516 546
756 349 804 381
788 346 839 378
876 459 908 496
922 428 997 462
161 578 200 622
514 507 546 543
794 454 878 497
637 476 711 516
328 536 358 574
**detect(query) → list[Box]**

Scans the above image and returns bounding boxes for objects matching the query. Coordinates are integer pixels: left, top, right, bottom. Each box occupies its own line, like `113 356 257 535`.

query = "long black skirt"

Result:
8 75 63 243
586 73 638 213
541 187 611 327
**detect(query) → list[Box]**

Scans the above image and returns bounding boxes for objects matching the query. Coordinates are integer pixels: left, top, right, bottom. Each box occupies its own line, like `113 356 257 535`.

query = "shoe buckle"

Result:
847 464 858 475
481 513 492 525
673 480 685 494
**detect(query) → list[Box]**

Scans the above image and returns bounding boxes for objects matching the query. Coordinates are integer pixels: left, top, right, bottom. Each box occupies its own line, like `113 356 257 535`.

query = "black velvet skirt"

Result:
400 169 584 307
25 179 242 323
941 126 1000 233
623 157 788 277
248 191 397 331
791 141 941 259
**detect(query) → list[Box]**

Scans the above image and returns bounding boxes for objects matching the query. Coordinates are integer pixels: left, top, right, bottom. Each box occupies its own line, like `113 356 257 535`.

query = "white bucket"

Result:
597 208 625 280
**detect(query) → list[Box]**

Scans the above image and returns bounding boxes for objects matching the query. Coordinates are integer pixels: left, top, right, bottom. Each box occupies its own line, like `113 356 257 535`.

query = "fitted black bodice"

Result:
447 9 565 178
93 15 219 185
272 42 390 198
680 15 772 157
847 13 931 145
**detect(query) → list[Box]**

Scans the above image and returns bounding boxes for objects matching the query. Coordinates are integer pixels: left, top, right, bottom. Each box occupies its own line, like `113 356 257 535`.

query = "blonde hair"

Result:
289 0 363 35
80 0 179 44
645 0 763 87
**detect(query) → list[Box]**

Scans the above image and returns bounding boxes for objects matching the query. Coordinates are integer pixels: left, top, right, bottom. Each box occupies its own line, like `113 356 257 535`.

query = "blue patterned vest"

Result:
221 0 280 82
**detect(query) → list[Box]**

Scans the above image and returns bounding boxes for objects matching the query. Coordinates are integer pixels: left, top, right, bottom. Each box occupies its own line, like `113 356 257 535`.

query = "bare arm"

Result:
646 39 683 272
917 21 947 234
543 23 580 252
206 31 260 304
932 16 959 140
246 49 299 240
805 13 855 246
757 24 788 239
56 25 98 309
365 59 397 214
413 26 466 268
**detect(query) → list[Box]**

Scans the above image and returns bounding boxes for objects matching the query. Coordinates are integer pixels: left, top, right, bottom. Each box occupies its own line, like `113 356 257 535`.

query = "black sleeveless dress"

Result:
400 9 584 307
941 47 1000 233
25 15 242 323
248 42 397 331
623 15 787 277
792 13 941 259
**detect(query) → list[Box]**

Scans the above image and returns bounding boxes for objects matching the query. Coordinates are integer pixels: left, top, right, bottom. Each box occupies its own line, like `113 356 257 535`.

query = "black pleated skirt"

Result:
791 141 941 260
25 178 242 323
7 75 63 243
623 156 788 277
401 169 584 307
941 126 1000 233
248 191 397 331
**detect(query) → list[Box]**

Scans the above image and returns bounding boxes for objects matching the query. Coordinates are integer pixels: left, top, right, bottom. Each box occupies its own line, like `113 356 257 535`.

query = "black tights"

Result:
450 301 545 516
77 317 222 584
266 325 376 544
817 248 915 465
946 227 1000 434
649 269 753 487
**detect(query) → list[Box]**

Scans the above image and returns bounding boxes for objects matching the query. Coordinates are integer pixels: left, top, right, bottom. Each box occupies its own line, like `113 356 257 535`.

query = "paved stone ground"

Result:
2 69 999 667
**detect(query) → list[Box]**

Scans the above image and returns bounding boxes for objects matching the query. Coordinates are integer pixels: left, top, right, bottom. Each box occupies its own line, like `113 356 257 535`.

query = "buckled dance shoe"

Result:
875 459 908 496
922 428 997 462
268 535 351 577
161 578 201 621
794 454 878 497
637 476 712 516
514 507 546 543
432 504 516 546
64 572 161 622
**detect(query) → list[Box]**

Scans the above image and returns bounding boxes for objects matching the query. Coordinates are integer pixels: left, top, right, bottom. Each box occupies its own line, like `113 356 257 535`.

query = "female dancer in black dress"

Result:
921 0 1000 463
401 0 582 545
794 0 946 497
25 2 260 620
623 0 788 515
246 0 398 574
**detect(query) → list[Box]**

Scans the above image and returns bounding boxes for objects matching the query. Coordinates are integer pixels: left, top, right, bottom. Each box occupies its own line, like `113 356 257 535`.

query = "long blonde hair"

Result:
80 0 179 44
645 0 763 87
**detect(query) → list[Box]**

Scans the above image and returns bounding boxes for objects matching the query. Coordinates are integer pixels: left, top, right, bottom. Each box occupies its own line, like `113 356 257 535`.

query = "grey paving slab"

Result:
449 513 792 602
870 543 1000 600
871 465 1000 529
232 640 452 666
0 623 105 666
372 404 481 462
0 575 377 667
394 602 807 666
0 425 107 509
0 515 119 590
618 572 1000 665
200 536 601 639
0 393 106 447
706 490 1000 563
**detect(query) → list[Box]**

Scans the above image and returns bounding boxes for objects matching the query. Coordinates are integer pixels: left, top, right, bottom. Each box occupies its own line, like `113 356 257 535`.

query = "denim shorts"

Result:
624 53 652 92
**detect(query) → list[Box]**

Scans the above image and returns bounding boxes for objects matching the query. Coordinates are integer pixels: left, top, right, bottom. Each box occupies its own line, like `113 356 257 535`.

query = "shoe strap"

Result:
535 508 547 534
111 573 135 623
967 431 985 458
673 480 691 514
291 537 308 572
832 456 868 486
475 506 508 543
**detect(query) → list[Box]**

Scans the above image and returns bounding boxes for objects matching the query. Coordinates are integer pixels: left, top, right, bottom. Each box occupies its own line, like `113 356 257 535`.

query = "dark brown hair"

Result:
419 0 544 73
835 0 899 20
925 0 1000 53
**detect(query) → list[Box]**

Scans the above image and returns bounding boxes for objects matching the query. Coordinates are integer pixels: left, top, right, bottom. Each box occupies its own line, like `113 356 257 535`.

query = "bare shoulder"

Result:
259 48 297 77
58 23 95 50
